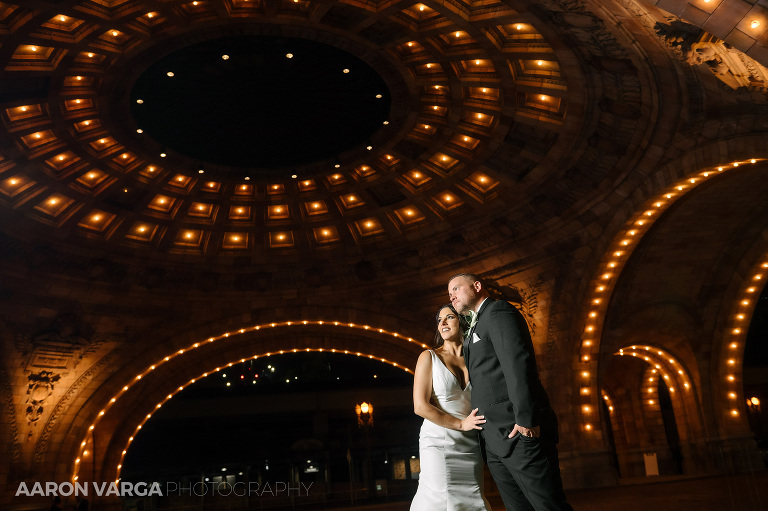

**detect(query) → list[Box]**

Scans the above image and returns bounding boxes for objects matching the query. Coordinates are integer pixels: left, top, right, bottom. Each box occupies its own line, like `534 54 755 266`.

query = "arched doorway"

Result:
64 319 425 493
600 344 705 478
743 281 768 467
119 350 419 508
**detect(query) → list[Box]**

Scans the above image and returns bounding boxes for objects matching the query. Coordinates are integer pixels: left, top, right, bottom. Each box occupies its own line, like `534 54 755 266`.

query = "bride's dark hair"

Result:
433 304 470 348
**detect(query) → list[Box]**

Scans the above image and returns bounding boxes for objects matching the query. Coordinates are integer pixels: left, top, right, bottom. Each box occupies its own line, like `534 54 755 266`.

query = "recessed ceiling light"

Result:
222 54 229 60
166 71 174 77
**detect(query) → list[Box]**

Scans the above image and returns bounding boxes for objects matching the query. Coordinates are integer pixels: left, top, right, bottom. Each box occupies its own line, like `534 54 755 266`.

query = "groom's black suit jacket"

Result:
464 298 558 458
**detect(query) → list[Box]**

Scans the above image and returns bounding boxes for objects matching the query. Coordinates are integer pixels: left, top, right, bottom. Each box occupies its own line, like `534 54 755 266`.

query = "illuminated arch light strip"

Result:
576 157 765 432
601 392 616 415
615 346 692 416
80 347 413 483
724 257 768 419
615 345 692 398
642 367 662 409
71 319 422 482
643 366 660 408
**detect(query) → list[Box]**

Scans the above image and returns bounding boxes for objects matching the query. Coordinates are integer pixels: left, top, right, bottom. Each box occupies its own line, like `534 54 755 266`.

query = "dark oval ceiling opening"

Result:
130 36 391 171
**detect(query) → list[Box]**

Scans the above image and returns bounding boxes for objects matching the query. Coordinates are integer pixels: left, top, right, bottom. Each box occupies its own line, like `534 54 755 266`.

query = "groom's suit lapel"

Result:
471 298 491 337
464 298 491 369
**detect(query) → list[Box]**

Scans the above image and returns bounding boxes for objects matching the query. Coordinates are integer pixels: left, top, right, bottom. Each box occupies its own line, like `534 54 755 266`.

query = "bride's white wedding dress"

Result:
410 350 492 510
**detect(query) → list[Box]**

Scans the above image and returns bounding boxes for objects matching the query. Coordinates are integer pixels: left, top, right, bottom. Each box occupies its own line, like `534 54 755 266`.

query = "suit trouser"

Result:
485 435 573 511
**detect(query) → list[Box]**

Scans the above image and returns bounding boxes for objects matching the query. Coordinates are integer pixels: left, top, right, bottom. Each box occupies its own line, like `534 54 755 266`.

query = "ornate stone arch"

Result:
571 137 768 448
601 341 708 477
56 318 426 485
579 149 768 474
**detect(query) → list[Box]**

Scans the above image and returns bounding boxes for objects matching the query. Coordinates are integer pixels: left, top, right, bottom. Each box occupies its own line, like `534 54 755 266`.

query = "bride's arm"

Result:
413 350 485 432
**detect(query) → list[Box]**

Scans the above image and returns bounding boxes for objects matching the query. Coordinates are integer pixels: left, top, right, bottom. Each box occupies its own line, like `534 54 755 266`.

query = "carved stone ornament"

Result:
16 314 96 376
487 281 541 336
654 18 768 92
25 371 60 425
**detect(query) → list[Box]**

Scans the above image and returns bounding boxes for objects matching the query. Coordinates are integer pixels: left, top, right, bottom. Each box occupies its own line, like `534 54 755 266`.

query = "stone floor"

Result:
91 471 768 511
562 472 768 511
323 471 768 511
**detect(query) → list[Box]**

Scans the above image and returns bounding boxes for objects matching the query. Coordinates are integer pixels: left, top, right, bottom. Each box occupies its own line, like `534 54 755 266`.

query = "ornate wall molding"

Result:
620 0 768 92
32 349 119 470
0 368 22 476
488 280 542 338
655 19 768 92
15 314 100 377
25 371 59 426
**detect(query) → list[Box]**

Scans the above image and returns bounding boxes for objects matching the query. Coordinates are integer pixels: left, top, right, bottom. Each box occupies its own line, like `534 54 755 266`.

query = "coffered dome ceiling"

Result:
0 0 582 269
5 0 765 277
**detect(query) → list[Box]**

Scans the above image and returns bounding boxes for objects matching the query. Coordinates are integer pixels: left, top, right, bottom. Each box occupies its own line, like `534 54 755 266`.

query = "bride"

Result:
410 304 493 510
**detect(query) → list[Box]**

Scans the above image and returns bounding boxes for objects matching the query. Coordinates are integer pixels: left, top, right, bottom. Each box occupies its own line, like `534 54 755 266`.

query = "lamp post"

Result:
355 402 374 428
746 397 762 438
355 402 374 500
746 396 761 413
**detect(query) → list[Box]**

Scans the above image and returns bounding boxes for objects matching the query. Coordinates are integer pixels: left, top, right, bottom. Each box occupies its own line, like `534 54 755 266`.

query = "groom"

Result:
448 273 572 511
